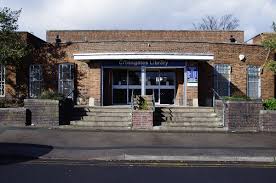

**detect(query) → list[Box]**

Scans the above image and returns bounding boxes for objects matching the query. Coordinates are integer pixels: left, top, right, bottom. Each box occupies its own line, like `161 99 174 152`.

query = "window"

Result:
247 66 261 99
0 64 5 97
58 63 74 98
29 64 43 98
214 64 231 97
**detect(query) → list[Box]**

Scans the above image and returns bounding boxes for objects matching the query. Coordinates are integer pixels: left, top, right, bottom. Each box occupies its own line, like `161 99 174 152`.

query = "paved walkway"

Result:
0 126 276 162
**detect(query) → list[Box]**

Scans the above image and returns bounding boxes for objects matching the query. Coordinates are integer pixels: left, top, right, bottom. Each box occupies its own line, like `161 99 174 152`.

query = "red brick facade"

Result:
1 30 275 107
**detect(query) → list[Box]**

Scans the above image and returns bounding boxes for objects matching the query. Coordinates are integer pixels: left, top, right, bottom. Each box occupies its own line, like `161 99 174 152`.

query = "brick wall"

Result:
225 101 263 132
0 108 27 126
252 33 276 44
47 30 244 43
24 99 59 126
53 40 274 106
259 110 276 132
132 111 153 129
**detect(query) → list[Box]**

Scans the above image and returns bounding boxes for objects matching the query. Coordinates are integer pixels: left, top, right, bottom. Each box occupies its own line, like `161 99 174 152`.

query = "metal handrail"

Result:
152 90 155 112
211 88 226 127
65 89 74 99
131 89 134 111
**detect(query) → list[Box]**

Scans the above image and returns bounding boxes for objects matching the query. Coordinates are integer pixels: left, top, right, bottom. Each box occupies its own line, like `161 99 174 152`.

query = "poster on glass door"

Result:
187 67 198 84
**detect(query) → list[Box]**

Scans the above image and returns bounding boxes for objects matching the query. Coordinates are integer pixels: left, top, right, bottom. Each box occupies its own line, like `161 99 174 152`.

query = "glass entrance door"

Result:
146 69 175 105
112 69 141 105
112 68 175 105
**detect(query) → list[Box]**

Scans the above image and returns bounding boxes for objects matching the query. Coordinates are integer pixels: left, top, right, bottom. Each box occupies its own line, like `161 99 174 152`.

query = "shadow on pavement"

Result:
0 143 53 165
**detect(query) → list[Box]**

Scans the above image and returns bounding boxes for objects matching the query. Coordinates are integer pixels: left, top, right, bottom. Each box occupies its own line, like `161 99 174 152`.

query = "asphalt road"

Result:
0 160 276 183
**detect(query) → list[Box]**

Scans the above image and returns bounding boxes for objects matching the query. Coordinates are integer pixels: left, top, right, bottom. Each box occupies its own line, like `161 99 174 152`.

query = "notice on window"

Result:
187 67 198 83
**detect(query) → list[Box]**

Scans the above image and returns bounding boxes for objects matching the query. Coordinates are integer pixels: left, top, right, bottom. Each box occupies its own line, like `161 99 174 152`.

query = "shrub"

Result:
263 98 276 110
39 90 65 101
0 99 23 108
137 96 149 110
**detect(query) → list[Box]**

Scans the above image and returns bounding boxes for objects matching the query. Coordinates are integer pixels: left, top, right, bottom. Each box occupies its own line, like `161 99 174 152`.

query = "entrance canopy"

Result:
73 52 214 61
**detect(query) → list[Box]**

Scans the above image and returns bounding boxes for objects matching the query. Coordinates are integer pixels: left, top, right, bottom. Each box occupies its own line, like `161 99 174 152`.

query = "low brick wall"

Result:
24 99 59 126
0 108 27 126
132 111 153 129
259 110 276 132
215 100 263 132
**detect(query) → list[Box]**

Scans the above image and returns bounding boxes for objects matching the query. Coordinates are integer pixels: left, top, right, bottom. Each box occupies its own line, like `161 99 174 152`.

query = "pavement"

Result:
0 126 276 163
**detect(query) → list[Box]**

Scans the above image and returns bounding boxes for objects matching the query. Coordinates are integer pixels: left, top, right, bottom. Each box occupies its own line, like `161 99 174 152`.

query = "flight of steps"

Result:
155 107 227 132
70 106 132 130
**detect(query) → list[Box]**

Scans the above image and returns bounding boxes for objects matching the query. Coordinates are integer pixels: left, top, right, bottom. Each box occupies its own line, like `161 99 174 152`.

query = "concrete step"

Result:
80 116 132 122
73 112 132 117
159 107 215 113
157 112 218 118
163 122 224 127
70 121 132 127
74 108 132 113
162 117 222 122
87 112 132 117
159 126 228 132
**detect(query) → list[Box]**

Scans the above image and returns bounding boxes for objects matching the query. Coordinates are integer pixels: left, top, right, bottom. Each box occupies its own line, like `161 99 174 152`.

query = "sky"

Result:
1 0 276 41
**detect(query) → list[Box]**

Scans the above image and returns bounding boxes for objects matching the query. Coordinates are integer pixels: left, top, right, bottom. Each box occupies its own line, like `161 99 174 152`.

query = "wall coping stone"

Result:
24 99 59 104
224 100 263 104
0 107 25 111
260 110 276 114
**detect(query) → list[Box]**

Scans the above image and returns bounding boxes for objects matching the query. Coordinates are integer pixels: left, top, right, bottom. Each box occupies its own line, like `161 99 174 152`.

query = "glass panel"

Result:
0 64 4 96
214 64 230 97
128 89 141 103
128 70 141 85
160 72 175 86
146 71 159 86
113 70 127 85
160 89 174 104
247 66 260 99
146 89 159 103
113 89 127 104
59 64 74 98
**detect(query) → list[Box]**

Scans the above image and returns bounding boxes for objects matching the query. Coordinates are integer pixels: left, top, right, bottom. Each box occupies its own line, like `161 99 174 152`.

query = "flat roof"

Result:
73 52 214 61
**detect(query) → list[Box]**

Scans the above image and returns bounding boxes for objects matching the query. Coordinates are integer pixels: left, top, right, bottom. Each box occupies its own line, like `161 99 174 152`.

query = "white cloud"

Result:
1 0 276 40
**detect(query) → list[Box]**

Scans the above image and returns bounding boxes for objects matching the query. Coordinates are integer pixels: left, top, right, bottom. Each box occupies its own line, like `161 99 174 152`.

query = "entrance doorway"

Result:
109 68 176 105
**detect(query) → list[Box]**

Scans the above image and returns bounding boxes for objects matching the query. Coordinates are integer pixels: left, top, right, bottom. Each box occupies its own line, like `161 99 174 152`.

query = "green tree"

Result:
272 21 276 32
0 7 29 65
262 22 276 72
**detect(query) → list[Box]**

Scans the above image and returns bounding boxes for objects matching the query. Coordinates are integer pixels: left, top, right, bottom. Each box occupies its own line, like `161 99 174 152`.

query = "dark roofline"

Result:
246 32 276 43
47 29 244 33
58 40 264 47
18 31 46 43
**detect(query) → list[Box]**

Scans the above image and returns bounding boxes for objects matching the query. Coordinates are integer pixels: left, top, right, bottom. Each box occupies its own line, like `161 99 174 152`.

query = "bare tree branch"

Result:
194 14 240 31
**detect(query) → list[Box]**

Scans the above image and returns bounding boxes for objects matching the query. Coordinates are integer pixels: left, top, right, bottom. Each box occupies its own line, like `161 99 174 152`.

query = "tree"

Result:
272 21 276 32
0 7 29 65
193 14 240 31
262 22 276 72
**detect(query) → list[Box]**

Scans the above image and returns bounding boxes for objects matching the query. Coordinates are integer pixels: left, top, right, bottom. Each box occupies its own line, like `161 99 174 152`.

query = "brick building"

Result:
0 30 275 107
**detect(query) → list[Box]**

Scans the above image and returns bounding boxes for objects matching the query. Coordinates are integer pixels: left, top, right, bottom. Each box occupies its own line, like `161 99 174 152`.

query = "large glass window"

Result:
0 64 5 97
247 66 260 99
113 70 127 85
58 63 74 99
29 64 43 98
214 64 231 97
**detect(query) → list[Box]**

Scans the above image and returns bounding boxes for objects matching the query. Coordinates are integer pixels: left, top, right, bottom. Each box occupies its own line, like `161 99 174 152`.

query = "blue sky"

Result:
2 0 276 41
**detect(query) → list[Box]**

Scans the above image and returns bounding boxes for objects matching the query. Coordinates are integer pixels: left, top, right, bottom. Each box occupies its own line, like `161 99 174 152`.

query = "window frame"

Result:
0 64 5 97
214 64 231 97
58 63 75 99
247 66 261 99
29 64 43 98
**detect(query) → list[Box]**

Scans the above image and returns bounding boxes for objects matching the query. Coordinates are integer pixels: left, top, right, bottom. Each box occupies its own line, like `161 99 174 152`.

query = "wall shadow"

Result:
0 143 53 165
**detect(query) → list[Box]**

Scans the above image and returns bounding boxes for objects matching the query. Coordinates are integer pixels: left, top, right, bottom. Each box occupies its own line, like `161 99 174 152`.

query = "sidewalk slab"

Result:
0 126 276 163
